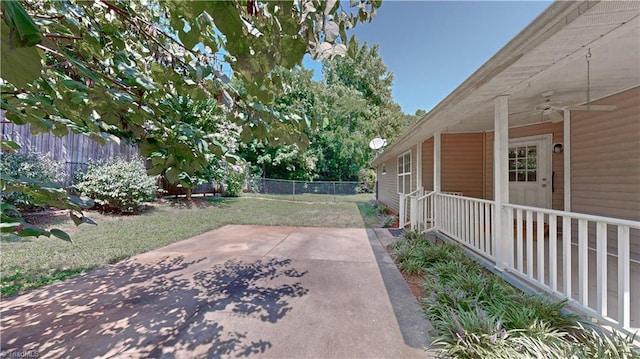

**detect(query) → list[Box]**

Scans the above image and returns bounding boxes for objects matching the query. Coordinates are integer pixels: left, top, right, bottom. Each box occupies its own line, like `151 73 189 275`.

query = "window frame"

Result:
397 150 412 195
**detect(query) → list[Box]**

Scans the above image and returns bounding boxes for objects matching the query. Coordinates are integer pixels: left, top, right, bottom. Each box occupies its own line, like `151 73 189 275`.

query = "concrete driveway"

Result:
1 225 433 358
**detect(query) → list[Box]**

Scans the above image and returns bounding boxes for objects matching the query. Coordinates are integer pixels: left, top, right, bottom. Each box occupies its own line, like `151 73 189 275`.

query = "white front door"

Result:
508 134 552 208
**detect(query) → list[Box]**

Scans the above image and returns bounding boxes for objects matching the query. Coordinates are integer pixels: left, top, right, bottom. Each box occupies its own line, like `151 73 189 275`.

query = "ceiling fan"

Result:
510 49 617 122
509 90 569 123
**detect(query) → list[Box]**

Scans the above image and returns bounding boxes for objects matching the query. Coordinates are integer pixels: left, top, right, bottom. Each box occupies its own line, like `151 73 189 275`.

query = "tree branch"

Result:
45 33 83 41
101 1 191 70
35 44 135 96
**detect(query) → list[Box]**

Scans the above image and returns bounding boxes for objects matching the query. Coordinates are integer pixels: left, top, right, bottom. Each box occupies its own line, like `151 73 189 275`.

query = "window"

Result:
382 163 386 175
508 145 537 182
397 151 411 194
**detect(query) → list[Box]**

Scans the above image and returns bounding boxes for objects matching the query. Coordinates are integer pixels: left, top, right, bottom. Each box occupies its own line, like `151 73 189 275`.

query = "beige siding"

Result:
411 145 418 195
571 87 640 221
422 137 434 191
377 157 398 212
484 121 565 210
441 133 485 199
376 145 418 213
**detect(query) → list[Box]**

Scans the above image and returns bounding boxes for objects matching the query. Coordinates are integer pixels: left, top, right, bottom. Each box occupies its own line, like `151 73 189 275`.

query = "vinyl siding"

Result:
441 133 484 199
571 87 640 221
376 145 418 213
377 157 398 212
484 121 565 210
422 137 434 191
570 87 640 258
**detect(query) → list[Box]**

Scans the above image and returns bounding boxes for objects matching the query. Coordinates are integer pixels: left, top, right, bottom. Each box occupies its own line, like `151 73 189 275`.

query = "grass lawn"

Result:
1 196 370 297
243 192 374 203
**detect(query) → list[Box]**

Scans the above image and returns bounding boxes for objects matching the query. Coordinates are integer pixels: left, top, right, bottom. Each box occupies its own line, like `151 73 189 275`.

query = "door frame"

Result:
508 134 553 208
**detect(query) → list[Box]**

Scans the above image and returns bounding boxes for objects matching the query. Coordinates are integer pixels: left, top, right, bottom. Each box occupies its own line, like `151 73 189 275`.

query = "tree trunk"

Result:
186 188 192 201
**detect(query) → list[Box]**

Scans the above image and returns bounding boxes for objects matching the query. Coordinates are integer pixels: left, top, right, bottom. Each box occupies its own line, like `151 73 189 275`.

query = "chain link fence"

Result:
246 178 374 203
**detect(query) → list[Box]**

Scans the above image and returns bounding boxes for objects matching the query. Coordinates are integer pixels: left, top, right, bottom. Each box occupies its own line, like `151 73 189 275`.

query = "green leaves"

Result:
0 22 42 88
1 0 42 47
0 0 385 240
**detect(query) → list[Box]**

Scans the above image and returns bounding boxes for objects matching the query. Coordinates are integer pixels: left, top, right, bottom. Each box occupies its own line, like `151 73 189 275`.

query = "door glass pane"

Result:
509 159 516 170
508 149 516 158
404 176 411 194
528 171 537 182
509 171 516 182
517 171 526 182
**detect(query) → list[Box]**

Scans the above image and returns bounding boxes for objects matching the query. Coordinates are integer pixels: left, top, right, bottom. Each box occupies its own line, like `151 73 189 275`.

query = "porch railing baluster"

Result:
596 222 608 317
578 218 589 307
549 214 558 292
423 194 639 333
537 212 545 283
618 226 630 329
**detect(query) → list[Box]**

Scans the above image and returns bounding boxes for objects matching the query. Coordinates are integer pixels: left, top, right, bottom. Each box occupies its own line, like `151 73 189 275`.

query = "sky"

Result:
302 1 553 115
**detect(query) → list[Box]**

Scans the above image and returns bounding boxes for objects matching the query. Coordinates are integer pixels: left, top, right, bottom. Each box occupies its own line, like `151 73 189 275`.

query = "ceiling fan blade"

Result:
568 105 617 111
548 111 564 123
509 110 539 121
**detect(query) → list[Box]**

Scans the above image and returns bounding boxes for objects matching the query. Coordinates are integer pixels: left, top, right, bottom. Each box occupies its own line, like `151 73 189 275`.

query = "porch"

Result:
400 191 640 335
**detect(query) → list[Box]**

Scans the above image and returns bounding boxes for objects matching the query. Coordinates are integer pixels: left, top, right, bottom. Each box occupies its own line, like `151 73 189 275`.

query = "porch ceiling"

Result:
373 0 640 165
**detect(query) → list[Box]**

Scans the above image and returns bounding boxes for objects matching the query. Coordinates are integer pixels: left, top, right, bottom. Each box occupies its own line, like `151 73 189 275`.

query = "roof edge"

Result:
372 0 593 166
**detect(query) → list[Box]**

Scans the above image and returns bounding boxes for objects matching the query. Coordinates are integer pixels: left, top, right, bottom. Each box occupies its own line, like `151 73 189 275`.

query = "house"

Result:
372 1 640 335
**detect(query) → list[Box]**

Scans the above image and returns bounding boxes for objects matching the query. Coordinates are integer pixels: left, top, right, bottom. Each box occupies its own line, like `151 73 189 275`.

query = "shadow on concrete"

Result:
1 256 308 358
364 228 434 350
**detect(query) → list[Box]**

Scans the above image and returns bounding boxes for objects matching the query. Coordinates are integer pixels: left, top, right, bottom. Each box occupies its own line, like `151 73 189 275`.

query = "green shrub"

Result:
223 165 246 197
382 215 397 228
0 151 66 211
375 202 390 215
389 233 638 358
357 168 376 193
74 157 157 213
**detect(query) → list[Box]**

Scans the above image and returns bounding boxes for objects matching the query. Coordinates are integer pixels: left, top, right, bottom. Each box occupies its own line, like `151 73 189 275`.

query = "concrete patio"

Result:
1 225 435 358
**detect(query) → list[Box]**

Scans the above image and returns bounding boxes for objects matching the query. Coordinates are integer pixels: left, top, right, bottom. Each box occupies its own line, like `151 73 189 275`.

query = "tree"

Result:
0 0 381 239
148 97 241 200
309 43 408 180
239 42 414 182
238 66 320 180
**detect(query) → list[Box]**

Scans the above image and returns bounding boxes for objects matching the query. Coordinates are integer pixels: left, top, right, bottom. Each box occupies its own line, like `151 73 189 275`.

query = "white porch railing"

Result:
411 191 435 232
412 193 640 333
503 203 640 332
435 193 496 262
399 188 420 228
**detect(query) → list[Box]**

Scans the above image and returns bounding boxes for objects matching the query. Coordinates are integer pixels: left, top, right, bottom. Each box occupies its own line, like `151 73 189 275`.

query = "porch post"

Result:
494 95 510 270
416 141 423 190
434 133 441 192
563 109 571 211
413 142 424 230
433 132 441 230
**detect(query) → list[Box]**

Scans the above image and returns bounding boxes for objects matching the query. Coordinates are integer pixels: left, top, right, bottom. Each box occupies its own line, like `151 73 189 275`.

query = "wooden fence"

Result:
1 122 139 186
